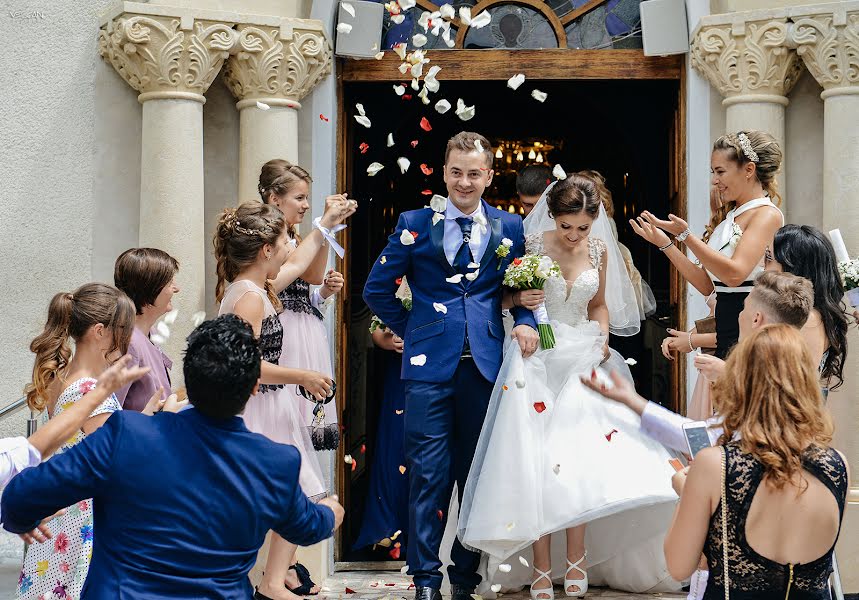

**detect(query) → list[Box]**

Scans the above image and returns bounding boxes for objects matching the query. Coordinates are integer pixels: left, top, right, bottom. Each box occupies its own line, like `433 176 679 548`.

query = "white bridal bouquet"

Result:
838 257 859 307
503 254 562 349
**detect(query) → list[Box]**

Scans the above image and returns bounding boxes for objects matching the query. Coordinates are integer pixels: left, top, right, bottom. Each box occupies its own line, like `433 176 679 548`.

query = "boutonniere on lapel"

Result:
495 238 513 270
430 195 446 226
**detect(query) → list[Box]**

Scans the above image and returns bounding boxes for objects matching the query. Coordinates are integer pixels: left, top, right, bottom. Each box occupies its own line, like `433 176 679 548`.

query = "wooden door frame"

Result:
334 49 686 565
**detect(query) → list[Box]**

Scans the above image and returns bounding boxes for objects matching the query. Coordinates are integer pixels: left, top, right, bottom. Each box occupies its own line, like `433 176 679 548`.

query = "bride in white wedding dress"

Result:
457 174 681 597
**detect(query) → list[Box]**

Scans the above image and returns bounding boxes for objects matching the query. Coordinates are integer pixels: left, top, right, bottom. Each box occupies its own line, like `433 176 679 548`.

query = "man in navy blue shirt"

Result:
2 314 343 599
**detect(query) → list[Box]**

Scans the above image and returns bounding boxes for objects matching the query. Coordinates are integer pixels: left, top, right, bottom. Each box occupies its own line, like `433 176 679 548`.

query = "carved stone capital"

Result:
99 13 239 102
787 8 859 98
222 21 332 108
691 17 804 103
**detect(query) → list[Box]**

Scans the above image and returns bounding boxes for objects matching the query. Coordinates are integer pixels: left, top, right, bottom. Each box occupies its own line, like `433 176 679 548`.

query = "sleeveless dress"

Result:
277 278 339 450
458 234 680 593
687 292 717 421
218 280 326 500
703 443 847 600
705 198 783 358
17 378 121 600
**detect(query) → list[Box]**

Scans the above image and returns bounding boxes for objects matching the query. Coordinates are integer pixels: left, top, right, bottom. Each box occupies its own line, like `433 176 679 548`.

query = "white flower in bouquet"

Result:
838 258 859 291
536 256 554 279
502 254 561 348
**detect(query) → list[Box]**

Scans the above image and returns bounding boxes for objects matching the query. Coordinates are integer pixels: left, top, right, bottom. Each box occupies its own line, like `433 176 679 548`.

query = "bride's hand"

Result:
641 211 689 237
629 215 671 248
513 289 544 311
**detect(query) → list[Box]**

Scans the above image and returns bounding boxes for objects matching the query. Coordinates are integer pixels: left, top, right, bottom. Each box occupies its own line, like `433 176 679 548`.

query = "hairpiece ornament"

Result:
737 132 759 163
233 220 273 237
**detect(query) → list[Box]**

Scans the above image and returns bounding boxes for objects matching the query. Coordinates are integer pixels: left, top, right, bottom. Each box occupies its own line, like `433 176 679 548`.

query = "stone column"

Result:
788 4 859 590
691 15 804 211
99 10 238 370
222 21 332 202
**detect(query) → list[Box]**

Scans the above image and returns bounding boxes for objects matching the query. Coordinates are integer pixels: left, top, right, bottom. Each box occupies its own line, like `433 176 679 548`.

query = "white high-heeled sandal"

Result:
529 567 555 600
564 551 588 597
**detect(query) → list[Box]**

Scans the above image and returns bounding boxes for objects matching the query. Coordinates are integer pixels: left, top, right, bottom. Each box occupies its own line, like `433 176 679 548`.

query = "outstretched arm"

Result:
363 213 413 338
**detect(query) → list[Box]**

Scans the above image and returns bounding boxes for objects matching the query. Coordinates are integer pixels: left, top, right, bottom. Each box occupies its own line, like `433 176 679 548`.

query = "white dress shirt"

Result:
0 437 41 524
640 402 723 454
443 201 489 266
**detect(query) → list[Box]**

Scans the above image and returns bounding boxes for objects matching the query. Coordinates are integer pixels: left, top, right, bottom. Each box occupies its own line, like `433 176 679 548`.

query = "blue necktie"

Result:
454 217 474 274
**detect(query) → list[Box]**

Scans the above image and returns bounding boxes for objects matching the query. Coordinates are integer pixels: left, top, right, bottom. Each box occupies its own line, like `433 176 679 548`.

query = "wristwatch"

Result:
676 228 691 242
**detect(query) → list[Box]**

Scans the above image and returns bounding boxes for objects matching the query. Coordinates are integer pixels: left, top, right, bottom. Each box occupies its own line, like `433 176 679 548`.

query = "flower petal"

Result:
531 89 548 102
552 163 567 180
433 302 448 314
191 311 206 327
393 84 405 95
439 3 455 19
435 99 451 114
387 132 395 147
458 6 472 24
410 354 427 366
354 114 371 128
391 13 405 24
163 308 179 325
498 564 511 573
397 157 411 174
156 321 171 337
255 100 270 110
446 274 464 283
399 0 417 9
490 584 502 593
553 463 561 474
380 256 387 264
470 10 492 28
455 98 476 121
420 163 433 176
374 51 385 60
507 73 525 90
430 195 447 212
420 116 432 132
342 2 356 16
400 229 416 245
432 212 445 226
474 139 484 153
367 162 385 176
393 42 407 59
519 556 530 567
336 22 353 34
413 33 428 47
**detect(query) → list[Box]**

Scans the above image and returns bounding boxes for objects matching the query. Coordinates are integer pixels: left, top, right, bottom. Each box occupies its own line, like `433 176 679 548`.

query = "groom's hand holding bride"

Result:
511 325 539 358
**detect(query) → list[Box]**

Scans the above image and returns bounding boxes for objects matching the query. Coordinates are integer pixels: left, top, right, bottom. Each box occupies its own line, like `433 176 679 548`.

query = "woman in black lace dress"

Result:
664 324 849 599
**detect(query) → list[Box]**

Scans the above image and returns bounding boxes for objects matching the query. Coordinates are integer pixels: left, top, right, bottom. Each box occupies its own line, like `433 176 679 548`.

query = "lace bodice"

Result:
525 233 605 327
703 443 847 599
278 277 323 320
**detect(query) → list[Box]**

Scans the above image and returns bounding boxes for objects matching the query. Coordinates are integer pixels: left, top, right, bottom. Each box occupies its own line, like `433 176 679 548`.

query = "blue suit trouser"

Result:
403 358 494 589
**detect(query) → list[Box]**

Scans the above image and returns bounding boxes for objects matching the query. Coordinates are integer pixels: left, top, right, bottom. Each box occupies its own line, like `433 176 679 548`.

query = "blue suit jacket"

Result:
363 200 537 383
1 408 334 600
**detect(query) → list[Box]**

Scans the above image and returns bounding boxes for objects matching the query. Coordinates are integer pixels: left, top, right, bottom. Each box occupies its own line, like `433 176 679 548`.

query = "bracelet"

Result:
688 331 695 352
658 241 674 252
676 228 692 242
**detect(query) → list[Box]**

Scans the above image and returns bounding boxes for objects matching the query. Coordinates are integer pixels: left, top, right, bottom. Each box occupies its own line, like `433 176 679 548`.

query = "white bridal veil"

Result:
523 179 643 336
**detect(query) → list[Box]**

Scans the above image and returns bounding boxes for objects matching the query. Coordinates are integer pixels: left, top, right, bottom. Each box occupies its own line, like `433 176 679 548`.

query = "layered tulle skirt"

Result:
457 319 681 593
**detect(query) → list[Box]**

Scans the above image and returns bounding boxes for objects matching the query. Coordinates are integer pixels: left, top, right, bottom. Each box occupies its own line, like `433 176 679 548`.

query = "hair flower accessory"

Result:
737 132 759 163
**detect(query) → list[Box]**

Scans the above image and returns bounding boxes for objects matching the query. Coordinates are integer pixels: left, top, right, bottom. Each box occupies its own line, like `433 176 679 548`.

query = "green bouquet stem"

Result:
537 323 555 349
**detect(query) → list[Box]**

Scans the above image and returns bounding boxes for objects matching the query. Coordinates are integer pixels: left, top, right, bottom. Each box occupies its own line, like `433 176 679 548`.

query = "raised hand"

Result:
320 193 357 228
629 215 671 248
641 211 690 237
97 355 150 396
321 270 344 299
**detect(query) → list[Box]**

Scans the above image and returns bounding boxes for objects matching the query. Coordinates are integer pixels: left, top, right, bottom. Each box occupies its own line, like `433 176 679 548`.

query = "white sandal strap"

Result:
531 567 552 587
565 551 587 576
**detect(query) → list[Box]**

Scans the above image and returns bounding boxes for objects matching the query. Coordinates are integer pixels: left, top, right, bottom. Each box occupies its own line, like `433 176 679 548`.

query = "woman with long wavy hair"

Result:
663 324 849 598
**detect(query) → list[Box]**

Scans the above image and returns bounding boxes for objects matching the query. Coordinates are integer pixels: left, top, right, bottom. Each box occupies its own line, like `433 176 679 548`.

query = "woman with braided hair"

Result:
630 130 785 358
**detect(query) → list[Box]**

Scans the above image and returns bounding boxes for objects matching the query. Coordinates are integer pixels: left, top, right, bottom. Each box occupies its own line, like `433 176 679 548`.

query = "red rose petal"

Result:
437 509 444 520
420 117 432 132
359 142 370 154
389 546 401 559
411 140 419 148
395 277 403 285
533 402 546 413
420 164 433 175
319 114 329 122
513 258 522 265
402 94 413 100
605 428 619 441
421 189 433 195
346 588 356 594
351 460 357 472
410 231 419 239
360 443 366 454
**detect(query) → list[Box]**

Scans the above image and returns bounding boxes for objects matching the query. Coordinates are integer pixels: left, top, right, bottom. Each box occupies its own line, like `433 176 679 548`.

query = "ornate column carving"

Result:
788 7 859 587
691 16 804 207
222 21 333 201
99 7 240 369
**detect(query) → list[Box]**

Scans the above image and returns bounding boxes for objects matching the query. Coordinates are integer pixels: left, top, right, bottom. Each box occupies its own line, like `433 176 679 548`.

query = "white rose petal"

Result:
446 274 464 283
625 357 638 366
553 463 560 474
336 22 353 34
342 2 356 16
356 103 366 116
424 65 441 92
410 354 427 366
507 73 525 90
191 311 206 328
255 100 270 110
393 42 407 59
465 270 479 281
380 256 387 264
387 132 395 147
470 10 492 28
498 564 512 573
163 309 179 325
490 584 502 593
411 78 420 91
418 10 432 31
458 6 472 24
467 262 480 269
455 98 475 121
397 157 411 174
432 212 445 226
354 114 371 128
374 51 385 60
344 454 354 464
400 565 409 574
399 0 416 9
502 237 513 247
430 194 447 213
515 379 526 388
418 86 431 104
156 321 171 338
400 229 416 245
151 333 167 345
474 140 484 153
393 84 405 95
413 33 428 47
410 62 425 79
433 302 448 314
531 89 548 102
391 13 405 23
439 3 455 18
552 163 567 180
435 99 452 114
519 556 530 568
367 162 385 176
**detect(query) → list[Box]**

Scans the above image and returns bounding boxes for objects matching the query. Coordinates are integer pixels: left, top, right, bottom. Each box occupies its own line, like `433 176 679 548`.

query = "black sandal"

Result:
287 563 319 596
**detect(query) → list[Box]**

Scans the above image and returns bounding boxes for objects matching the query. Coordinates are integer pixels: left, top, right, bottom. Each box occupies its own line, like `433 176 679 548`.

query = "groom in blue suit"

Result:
364 131 538 600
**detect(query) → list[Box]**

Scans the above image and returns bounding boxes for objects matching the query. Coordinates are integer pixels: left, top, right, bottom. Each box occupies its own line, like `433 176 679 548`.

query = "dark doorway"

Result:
336 78 681 565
